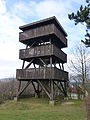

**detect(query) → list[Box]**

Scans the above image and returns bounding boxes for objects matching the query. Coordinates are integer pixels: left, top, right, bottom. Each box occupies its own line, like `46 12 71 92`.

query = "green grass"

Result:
0 98 86 120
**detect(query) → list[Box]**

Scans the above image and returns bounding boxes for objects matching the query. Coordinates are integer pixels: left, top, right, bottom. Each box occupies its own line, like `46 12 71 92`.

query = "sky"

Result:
0 0 89 79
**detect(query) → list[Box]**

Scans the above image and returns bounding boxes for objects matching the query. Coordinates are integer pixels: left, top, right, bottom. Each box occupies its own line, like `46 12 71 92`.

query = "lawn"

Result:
0 98 86 120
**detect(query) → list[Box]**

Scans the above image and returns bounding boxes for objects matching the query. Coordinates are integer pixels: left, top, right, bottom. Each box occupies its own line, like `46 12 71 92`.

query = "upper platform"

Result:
19 44 67 64
19 16 68 48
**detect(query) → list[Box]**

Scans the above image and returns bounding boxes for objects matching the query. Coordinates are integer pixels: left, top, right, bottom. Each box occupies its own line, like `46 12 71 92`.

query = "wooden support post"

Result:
14 80 21 101
54 64 56 67
64 82 68 97
18 81 21 92
29 41 36 48
39 58 46 66
37 80 51 99
51 80 54 101
60 82 67 97
37 83 40 98
49 38 52 44
39 65 40 69
41 40 45 45
50 57 52 67
17 80 32 97
53 61 57 68
26 45 28 49
59 63 61 69
44 81 50 93
33 63 36 69
32 81 37 94
32 81 39 98
25 59 34 69
22 60 25 69
54 81 64 94
62 63 64 70
49 80 54 105
50 57 54 103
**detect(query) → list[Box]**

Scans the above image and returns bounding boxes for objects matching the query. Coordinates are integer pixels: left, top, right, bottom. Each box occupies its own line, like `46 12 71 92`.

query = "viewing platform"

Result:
19 16 67 48
16 67 68 81
19 44 67 63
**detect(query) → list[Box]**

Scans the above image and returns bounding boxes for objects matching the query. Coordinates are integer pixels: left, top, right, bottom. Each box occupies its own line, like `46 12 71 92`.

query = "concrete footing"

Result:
64 97 68 100
14 97 18 101
49 100 55 106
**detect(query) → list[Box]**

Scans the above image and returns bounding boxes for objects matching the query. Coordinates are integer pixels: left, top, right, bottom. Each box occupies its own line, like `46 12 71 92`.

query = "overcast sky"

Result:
0 0 89 79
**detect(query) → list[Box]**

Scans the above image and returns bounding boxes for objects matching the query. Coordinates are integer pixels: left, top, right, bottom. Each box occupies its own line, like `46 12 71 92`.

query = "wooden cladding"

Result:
19 44 67 63
16 17 68 99
16 67 68 81
19 24 67 47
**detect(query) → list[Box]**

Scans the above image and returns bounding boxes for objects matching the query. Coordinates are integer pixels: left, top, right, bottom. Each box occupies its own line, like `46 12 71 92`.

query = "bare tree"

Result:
0 78 35 103
68 43 90 97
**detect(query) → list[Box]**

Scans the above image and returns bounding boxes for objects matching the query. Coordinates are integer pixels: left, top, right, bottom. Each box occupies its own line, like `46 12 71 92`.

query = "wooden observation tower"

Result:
16 16 68 102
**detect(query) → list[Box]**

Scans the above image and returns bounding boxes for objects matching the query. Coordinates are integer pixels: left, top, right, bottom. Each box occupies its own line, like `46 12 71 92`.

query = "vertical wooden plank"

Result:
50 57 52 67
59 63 61 69
51 80 54 100
18 81 21 92
22 60 25 69
62 63 64 70
37 80 51 99
50 56 54 100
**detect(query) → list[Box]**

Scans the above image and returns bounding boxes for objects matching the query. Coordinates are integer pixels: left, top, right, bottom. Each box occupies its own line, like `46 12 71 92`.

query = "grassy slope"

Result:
0 98 86 120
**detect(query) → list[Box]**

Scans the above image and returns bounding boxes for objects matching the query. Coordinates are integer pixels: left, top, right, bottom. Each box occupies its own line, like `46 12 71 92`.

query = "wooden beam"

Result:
33 63 36 68
26 45 28 49
17 80 32 97
43 81 50 93
53 81 64 93
50 57 52 67
25 59 34 69
22 45 28 69
50 56 54 100
32 81 37 93
60 82 67 97
32 81 40 97
22 60 25 69
49 38 52 44
64 82 67 96
59 63 61 69
53 61 57 68
29 41 36 48
62 63 64 70
51 80 54 100
41 40 45 45
37 80 51 99
37 82 40 97
18 81 21 92
39 58 46 66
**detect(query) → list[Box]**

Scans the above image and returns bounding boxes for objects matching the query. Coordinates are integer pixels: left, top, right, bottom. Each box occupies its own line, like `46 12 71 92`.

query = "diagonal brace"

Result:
17 80 32 97
54 81 64 94
37 80 51 99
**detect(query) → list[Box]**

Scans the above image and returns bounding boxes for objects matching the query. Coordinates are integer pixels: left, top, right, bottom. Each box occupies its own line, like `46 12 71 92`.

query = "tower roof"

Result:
19 16 67 37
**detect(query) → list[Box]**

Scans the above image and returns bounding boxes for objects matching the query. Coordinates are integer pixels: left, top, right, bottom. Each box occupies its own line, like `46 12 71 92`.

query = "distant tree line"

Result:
0 78 35 103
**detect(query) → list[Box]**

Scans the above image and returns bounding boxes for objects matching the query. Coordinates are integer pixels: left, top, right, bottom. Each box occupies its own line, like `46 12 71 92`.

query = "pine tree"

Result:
68 0 90 47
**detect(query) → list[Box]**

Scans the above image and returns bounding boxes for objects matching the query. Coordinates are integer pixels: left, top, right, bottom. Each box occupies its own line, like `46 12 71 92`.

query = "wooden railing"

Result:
19 24 67 47
16 67 68 81
19 44 67 63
